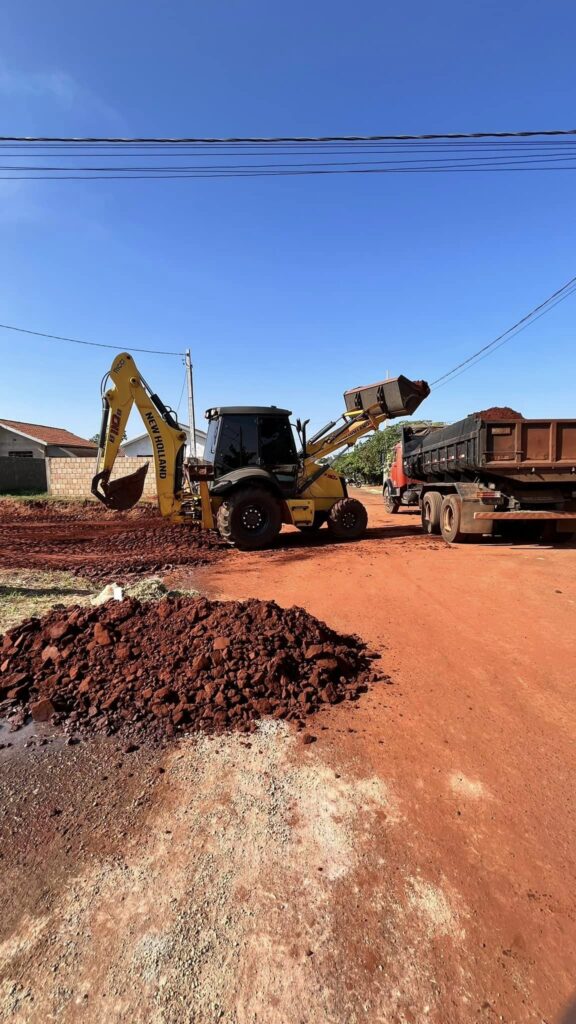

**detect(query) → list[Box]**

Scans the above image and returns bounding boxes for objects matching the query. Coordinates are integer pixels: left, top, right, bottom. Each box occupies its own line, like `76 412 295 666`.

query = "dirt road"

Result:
188 491 576 1022
1 492 575 1023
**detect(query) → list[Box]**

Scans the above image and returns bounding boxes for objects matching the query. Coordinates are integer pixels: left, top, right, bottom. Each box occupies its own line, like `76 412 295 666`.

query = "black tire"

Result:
383 486 400 515
296 512 327 533
421 491 442 535
216 486 282 550
440 495 468 544
327 498 368 540
553 532 576 545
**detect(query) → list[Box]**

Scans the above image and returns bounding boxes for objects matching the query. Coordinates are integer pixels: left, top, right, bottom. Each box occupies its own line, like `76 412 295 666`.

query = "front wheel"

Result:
216 486 282 550
383 487 400 514
440 495 468 544
327 498 368 540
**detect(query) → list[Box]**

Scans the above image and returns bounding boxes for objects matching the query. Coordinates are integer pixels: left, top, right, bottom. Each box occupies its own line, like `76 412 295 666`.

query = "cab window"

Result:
259 416 297 466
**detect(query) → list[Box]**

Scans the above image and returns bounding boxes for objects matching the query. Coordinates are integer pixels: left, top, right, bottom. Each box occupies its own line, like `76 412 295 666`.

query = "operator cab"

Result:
204 406 299 494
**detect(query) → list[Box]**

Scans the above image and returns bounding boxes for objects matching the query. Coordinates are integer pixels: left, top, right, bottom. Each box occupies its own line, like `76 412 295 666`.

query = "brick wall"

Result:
47 456 157 500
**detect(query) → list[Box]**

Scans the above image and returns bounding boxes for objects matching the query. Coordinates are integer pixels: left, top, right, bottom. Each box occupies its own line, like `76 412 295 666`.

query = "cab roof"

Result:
205 406 292 419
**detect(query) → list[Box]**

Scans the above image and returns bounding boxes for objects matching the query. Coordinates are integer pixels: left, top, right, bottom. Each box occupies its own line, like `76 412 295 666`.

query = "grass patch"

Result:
0 491 49 500
0 568 95 634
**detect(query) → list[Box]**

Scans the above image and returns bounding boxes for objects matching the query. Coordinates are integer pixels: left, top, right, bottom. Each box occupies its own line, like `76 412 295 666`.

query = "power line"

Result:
431 274 576 389
176 366 187 416
4 166 576 181
5 153 576 172
2 129 576 143
3 132 576 180
0 322 182 356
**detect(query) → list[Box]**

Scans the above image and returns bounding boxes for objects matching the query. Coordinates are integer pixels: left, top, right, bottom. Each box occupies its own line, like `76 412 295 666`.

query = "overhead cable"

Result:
2 129 576 144
431 274 576 388
0 322 182 356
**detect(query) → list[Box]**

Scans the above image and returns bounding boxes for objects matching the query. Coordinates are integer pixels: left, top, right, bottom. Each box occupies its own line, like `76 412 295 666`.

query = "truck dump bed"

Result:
403 415 576 484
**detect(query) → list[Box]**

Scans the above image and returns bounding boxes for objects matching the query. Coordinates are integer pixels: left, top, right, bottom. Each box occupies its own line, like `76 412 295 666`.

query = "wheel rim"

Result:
341 510 357 529
240 503 268 532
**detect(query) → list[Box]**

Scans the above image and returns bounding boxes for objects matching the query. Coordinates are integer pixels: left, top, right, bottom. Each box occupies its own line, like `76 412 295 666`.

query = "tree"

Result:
332 420 444 484
89 430 127 445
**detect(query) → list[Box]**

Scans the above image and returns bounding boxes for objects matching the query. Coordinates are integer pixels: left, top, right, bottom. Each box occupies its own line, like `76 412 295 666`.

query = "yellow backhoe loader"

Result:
92 352 429 549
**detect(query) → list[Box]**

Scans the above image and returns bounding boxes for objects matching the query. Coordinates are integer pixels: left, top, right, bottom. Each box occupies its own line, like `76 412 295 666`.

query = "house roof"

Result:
0 419 97 449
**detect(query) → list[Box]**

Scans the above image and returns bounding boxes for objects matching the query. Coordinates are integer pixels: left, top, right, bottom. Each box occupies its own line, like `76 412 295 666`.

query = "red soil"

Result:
471 406 524 419
0 501 223 581
0 596 381 742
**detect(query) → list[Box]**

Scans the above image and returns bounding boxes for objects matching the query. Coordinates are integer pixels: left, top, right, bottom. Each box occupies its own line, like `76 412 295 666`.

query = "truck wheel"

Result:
216 487 282 550
553 532 576 545
296 512 327 533
383 486 400 514
327 498 368 540
440 495 468 544
421 491 442 535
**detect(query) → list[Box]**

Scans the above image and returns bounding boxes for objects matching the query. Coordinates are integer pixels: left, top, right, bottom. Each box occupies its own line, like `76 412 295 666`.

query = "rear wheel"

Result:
216 487 282 550
440 495 468 544
327 498 368 540
383 486 400 514
540 523 576 546
553 531 576 545
421 491 442 535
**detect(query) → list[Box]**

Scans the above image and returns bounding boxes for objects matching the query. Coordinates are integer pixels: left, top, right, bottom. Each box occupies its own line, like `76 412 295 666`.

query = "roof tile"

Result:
0 419 96 449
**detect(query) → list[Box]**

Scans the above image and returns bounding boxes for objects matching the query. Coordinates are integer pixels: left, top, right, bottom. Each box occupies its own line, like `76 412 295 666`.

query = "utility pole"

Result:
184 349 198 459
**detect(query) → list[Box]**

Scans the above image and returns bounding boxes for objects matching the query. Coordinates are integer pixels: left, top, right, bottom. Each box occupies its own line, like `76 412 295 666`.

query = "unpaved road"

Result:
1 491 575 1023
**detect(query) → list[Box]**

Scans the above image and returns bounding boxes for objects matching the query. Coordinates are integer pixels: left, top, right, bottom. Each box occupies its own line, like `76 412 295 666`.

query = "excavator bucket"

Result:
343 375 430 419
91 464 149 511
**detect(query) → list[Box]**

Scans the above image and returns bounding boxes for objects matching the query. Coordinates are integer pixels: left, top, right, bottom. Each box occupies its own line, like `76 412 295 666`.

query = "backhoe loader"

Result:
92 352 429 549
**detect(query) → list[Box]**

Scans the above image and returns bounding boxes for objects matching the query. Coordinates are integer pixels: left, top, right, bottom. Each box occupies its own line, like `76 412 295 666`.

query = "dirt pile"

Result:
0 498 157 521
0 597 381 742
471 406 524 420
0 505 224 582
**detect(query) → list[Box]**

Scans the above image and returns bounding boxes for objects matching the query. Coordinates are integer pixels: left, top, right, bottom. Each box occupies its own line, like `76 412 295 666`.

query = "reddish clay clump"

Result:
0 597 382 742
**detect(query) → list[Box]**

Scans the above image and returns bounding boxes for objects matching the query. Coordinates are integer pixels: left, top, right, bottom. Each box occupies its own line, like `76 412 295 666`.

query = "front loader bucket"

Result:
343 375 430 419
91 464 149 511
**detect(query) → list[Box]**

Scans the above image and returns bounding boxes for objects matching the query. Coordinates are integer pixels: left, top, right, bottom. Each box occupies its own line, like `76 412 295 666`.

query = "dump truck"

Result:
391 413 576 544
92 352 430 549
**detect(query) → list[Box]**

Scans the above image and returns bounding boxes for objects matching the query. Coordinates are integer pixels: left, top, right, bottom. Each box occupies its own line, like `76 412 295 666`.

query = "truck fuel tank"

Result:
344 375 430 419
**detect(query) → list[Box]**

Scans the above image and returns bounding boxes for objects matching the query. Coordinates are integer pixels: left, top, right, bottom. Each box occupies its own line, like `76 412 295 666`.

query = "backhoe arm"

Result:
92 352 188 516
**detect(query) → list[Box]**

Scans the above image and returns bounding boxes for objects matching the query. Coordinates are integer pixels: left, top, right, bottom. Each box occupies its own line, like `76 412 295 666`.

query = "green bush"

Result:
332 420 443 484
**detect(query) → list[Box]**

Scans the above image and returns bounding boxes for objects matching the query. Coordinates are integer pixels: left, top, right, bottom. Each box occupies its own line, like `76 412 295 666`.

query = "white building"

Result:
121 424 206 460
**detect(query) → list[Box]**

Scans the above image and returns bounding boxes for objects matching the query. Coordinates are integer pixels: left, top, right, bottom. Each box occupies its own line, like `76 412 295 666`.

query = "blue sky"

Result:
0 0 575 442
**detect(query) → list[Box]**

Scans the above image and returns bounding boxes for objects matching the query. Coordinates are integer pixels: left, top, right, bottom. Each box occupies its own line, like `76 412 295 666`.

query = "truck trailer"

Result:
386 413 576 544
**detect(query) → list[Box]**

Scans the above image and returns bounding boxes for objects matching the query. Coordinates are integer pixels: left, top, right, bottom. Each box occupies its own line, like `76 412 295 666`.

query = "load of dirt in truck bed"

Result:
471 406 524 420
0 502 224 582
0 596 382 742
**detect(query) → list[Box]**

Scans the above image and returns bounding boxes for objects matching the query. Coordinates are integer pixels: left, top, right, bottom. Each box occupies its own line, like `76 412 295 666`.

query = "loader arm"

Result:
91 352 188 517
301 374 430 474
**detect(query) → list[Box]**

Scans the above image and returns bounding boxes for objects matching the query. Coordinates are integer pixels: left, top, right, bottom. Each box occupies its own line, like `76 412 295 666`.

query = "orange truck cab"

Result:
382 440 422 514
